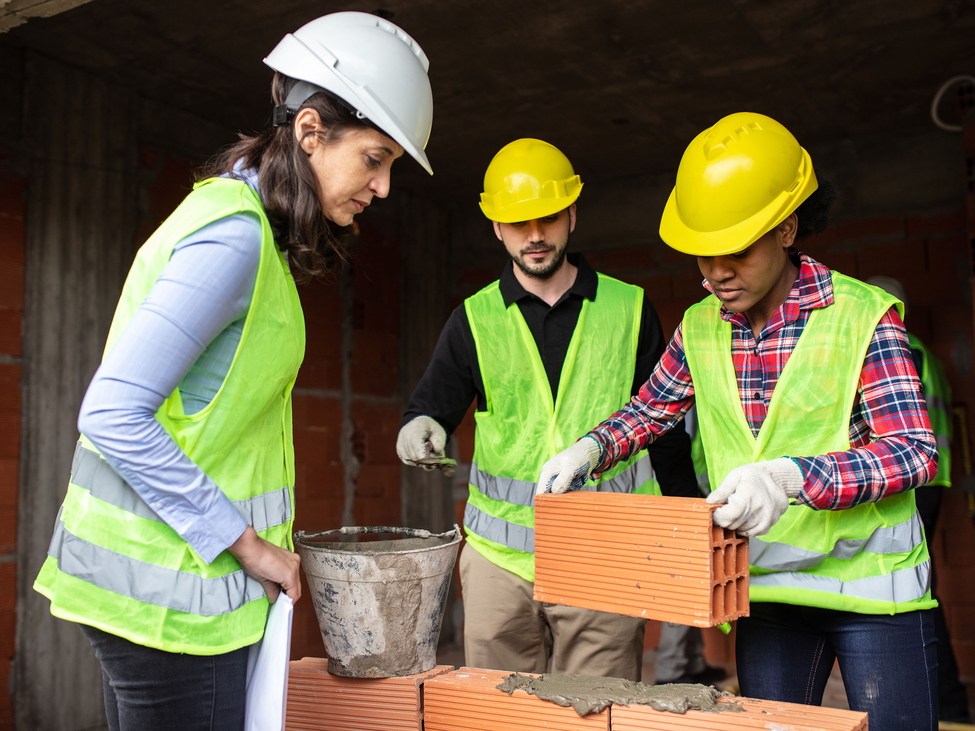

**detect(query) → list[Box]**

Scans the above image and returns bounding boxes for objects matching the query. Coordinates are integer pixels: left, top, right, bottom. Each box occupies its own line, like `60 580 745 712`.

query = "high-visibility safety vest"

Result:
909 333 952 488
464 274 659 582
683 272 935 615
34 177 305 654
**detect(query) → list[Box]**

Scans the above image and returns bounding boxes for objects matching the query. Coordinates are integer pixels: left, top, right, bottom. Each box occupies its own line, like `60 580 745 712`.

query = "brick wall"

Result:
290 219 405 661
0 173 25 731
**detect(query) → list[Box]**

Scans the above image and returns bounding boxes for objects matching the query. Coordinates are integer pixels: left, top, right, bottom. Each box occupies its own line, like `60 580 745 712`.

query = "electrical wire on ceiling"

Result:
931 75 975 131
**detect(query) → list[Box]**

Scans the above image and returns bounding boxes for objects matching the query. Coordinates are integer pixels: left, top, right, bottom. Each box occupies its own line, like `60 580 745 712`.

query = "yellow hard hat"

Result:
659 112 818 256
479 138 583 223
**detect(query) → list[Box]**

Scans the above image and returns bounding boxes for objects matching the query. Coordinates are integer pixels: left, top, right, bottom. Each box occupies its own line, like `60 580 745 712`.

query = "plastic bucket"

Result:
294 524 462 678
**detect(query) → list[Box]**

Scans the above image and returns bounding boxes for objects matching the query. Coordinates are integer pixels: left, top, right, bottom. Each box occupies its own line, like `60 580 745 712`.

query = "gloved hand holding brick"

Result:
535 436 602 495
706 457 804 537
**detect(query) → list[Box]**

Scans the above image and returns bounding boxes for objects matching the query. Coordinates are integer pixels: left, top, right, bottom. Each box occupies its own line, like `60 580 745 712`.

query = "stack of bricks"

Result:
533 492 748 627
285 658 454 731
421 668 868 731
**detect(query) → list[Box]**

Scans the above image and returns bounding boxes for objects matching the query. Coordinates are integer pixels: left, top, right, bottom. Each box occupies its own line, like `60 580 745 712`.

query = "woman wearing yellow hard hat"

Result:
539 112 938 731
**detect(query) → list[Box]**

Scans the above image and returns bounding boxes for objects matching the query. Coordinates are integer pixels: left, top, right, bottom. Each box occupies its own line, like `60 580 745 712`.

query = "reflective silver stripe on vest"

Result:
469 454 655 508
70 442 292 532
48 513 265 615
750 559 931 604
926 394 949 415
464 501 534 553
749 512 924 572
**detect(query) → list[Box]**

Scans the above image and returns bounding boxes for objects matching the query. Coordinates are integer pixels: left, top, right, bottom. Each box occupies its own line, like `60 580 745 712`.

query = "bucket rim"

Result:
294 523 462 557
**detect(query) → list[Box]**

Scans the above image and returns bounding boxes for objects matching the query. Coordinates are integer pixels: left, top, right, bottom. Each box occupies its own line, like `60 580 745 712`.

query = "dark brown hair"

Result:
202 72 370 281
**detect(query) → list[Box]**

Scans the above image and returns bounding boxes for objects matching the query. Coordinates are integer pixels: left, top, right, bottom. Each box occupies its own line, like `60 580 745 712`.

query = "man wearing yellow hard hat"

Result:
396 138 699 679
539 114 939 730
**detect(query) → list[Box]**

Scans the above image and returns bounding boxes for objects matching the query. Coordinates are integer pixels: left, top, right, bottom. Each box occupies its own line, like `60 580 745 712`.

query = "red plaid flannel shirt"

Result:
588 252 937 510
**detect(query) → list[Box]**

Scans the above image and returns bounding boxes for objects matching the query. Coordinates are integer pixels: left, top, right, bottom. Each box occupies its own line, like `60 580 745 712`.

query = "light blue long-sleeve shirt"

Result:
78 171 268 564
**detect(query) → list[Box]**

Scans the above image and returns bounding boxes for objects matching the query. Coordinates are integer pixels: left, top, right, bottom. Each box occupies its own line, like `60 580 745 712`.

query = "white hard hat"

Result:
264 11 434 174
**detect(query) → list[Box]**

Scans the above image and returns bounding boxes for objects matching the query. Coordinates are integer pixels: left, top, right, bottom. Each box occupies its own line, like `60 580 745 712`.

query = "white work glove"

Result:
396 415 447 470
535 436 602 496
706 457 804 537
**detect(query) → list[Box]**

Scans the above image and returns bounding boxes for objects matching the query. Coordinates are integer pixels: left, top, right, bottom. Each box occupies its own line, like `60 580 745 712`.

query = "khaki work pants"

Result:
459 544 646 681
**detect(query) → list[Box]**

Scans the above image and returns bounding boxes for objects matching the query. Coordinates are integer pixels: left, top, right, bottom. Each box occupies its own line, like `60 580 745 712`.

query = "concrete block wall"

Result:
0 173 24 731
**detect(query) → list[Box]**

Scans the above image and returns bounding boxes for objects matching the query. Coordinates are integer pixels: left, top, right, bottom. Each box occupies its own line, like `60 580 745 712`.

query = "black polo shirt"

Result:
403 254 697 497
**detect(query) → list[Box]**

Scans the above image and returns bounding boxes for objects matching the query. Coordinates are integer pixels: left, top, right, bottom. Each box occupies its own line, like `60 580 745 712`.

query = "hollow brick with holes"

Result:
533 493 748 627
285 658 453 731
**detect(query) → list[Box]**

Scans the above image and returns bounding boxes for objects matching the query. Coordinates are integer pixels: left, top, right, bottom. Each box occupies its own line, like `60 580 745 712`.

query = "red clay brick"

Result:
952 639 975 678
0 505 14 553
800 224 838 249
701 622 736 666
285 658 453 731
906 209 966 238
0 564 14 610
0 458 17 505
0 310 21 356
534 493 748 627
0 412 19 459
625 275 672 302
350 332 399 398
0 658 11 729
355 494 402 528
0 176 26 265
0 364 21 413
0 606 13 658
0 262 24 310
355 464 401 498
944 603 975 643
350 401 401 465
926 234 967 283
856 238 926 282
613 694 867 730
836 215 905 243
424 668 609 730
592 249 657 273
814 250 858 279
937 565 975 605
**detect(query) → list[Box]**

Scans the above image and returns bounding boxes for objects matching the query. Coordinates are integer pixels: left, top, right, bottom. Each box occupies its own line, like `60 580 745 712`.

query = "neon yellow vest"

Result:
683 272 934 615
34 178 305 654
464 273 658 582
908 333 951 488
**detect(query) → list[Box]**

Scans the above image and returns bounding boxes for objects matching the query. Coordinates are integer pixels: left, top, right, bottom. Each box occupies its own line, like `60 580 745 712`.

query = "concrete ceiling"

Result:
3 0 974 203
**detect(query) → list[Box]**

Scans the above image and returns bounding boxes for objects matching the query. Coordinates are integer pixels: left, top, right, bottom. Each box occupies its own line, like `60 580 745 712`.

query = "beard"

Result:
511 239 569 280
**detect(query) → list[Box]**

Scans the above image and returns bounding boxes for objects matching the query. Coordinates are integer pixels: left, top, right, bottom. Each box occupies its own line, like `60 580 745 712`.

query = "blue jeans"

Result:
737 603 938 731
82 624 249 731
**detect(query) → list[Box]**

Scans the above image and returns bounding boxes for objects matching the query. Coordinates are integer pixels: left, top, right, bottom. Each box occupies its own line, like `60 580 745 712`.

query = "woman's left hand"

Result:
706 458 804 536
229 526 302 603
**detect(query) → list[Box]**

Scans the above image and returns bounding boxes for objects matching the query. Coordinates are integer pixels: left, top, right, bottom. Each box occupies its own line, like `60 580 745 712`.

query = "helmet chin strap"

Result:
272 81 386 139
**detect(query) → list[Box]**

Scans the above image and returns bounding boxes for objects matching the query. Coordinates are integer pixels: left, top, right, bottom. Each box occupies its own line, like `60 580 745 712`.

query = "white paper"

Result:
244 593 294 731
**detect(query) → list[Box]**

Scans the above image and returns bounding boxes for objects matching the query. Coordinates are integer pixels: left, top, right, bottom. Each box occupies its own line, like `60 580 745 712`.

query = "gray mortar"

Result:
496 673 740 717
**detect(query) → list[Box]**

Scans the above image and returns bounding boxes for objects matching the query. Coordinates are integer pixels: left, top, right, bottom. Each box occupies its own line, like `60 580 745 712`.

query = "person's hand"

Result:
229 526 301 604
396 415 447 470
706 457 804 537
536 436 602 496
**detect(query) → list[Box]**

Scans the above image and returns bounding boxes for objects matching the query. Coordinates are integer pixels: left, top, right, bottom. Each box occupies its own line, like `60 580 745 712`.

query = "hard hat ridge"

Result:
659 112 817 256
480 138 583 223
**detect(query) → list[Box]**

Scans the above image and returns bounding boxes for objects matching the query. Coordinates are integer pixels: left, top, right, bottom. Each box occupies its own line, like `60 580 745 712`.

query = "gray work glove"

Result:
706 457 804 537
535 436 603 496
396 415 447 471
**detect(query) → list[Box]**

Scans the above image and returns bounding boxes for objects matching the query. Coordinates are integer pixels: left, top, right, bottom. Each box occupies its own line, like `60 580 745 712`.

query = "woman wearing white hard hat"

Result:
33 12 433 731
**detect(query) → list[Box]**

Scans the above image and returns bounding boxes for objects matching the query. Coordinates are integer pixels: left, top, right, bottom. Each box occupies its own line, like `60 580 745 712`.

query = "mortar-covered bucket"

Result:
294 524 462 678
